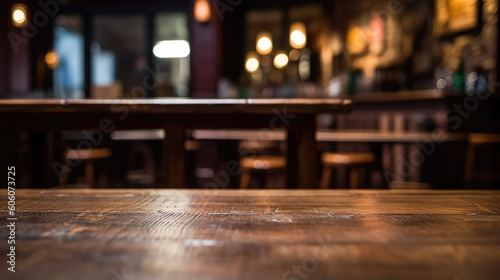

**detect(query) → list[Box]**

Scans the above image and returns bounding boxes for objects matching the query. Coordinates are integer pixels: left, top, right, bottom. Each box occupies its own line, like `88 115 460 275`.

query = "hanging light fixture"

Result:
194 0 212 23
245 52 260 73
289 22 307 49
273 51 289 69
11 3 27 27
256 32 273 55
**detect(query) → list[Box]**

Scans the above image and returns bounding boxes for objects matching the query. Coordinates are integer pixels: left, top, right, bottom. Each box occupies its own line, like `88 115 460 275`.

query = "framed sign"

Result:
434 0 480 36
346 13 386 56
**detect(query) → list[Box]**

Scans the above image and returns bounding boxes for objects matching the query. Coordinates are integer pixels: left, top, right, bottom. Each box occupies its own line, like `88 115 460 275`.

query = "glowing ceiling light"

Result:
290 22 307 49
153 40 190 58
194 0 211 23
274 51 289 69
256 32 273 55
12 4 27 27
245 52 259 73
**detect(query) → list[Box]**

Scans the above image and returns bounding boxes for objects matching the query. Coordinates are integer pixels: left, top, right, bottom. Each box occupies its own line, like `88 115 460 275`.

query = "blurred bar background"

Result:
1 0 499 189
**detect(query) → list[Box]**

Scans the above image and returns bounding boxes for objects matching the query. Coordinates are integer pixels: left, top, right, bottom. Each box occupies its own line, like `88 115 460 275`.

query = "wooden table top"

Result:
0 98 352 114
2 189 499 280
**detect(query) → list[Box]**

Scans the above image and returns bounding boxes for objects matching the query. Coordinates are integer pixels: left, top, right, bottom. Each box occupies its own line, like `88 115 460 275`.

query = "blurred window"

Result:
92 15 145 98
52 12 190 99
154 13 190 97
53 15 84 99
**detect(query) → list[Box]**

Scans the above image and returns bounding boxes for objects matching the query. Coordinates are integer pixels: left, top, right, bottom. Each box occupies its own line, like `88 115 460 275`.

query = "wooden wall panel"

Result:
190 1 222 98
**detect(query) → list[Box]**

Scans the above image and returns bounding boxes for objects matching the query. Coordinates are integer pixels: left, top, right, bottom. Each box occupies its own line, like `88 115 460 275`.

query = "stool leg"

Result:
240 169 252 189
349 168 359 189
85 160 94 188
320 167 332 189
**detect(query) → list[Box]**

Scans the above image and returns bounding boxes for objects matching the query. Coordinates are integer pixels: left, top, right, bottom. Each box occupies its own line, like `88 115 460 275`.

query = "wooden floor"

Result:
1 189 500 280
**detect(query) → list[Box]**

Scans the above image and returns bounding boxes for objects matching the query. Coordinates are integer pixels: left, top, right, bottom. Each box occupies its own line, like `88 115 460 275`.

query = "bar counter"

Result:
1 189 499 279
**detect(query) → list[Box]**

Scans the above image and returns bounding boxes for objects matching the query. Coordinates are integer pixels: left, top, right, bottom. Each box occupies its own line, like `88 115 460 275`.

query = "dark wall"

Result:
0 1 7 97
1 0 31 98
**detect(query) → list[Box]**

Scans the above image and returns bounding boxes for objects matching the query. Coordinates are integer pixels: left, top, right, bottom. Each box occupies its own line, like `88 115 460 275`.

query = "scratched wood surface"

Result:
1 189 500 280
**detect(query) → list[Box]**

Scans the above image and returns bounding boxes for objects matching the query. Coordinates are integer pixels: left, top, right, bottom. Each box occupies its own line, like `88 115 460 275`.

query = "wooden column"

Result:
298 114 318 188
43 132 56 187
286 129 299 188
83 14 92 98
145 12 155 97
163 121 186 188
190 0 222 98
287 114 318 189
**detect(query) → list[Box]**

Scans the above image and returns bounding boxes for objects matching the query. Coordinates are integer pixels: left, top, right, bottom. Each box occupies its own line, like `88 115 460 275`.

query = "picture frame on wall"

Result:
434 0 481 36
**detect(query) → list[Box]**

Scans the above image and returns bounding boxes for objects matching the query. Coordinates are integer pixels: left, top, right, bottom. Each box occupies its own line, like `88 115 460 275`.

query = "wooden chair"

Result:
320 153 375 189
60 149 112 187
239 156 286 189
465 133 500 187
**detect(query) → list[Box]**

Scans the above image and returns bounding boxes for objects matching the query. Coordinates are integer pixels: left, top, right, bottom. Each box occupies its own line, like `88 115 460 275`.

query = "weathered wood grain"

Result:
1 190 499 280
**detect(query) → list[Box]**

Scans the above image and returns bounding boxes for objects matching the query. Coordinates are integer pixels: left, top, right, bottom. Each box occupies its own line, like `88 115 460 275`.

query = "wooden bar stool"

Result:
61 149 112 187
321 153 375 189
240 156 286 189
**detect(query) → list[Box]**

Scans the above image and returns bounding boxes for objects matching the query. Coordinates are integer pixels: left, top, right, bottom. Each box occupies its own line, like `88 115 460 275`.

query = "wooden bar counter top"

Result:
1 189 499 280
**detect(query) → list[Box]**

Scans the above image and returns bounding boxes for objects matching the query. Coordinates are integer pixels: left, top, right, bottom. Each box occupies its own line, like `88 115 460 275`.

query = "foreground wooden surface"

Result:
1 189 500 280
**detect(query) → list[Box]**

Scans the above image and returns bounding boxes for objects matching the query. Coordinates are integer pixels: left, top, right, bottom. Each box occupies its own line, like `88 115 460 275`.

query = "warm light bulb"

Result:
194 0 211 23
256 32 273 55
13 10 25 22
291 31 306 46
274 52 289 69
12 4 27 27
257 38 272 52
45 50 59 69
245 52 260 73
290 22 307 49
